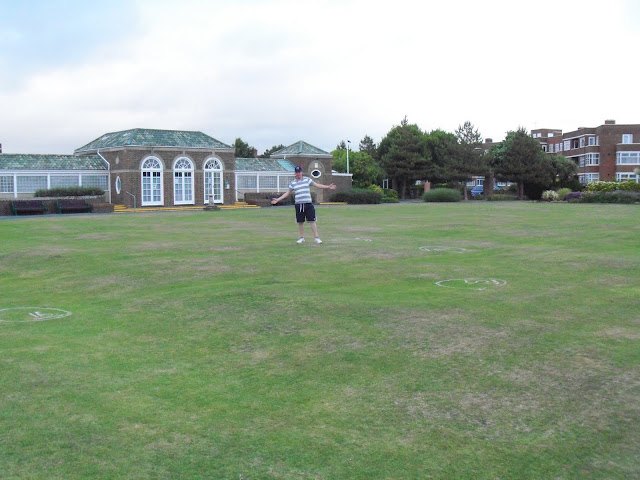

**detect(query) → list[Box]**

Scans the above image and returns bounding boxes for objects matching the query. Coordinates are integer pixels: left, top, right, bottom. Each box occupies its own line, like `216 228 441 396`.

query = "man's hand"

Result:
329 183 337 190
271 198 278 205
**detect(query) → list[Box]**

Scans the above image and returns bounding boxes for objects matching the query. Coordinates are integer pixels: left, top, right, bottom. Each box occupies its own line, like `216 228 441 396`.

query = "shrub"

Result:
330 188 382 204
422 188 461 202
579 191 640 204
382 188 399 203
486 193 518 201
541 190 560 201
34 187 105 197
585 180 640 192
563 192 581 202
556 188 571 199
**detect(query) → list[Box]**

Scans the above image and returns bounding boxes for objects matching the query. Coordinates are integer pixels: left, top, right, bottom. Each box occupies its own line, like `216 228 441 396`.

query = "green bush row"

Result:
422 188 461 202
330 188 382 204
35 187 105 197
578 191 640 204
585 180 640 192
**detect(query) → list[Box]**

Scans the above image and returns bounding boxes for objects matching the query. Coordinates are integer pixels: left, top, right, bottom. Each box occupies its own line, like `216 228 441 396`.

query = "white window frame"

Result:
204 157 223 204
616 152 640 165
563 140 571 151
141 156 164 206
616 172 639 182
579 173 600 184
173 157 194 205
622 134 633 144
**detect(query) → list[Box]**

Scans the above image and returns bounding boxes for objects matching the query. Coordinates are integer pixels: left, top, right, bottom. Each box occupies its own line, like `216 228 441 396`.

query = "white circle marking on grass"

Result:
355 238 373 242
435 279 507 290
420 246 470 253
0 307 72 323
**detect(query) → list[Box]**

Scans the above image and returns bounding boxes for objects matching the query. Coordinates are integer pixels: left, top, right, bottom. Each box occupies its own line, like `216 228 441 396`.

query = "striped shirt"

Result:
289 176 315 204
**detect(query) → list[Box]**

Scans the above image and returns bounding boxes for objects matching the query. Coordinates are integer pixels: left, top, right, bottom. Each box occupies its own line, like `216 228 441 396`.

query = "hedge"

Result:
422 188 461 202
330 188 382 204
34 187 105 197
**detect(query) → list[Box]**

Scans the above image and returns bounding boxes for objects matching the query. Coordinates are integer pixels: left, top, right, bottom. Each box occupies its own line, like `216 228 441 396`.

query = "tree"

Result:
335 140 347 151
332 150 384 188
259 144 285 158
359 135 377 158
234 138 256 158
424 129 459 184
549 154 578 187
377 117 431 199
452 121 487 199
490 128 552 199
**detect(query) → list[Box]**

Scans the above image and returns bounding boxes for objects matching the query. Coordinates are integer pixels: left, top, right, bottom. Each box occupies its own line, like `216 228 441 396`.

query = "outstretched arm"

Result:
313 182 337 190
271 190 292 205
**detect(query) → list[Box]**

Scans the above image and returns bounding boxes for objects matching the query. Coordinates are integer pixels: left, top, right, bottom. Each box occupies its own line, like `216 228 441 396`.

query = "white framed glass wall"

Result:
141 157 164 206
0 172 109 198
204 158 223 204
173 157 194 205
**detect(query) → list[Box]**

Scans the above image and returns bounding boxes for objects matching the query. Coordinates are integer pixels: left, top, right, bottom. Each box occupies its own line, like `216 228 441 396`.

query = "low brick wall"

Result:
0 195 109 216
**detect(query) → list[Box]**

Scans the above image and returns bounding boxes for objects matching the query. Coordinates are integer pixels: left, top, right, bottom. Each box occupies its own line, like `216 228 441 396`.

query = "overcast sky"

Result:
1 0 639 155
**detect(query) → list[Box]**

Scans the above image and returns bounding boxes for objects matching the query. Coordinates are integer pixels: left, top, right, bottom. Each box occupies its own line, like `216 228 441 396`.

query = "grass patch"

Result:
1 203 639 479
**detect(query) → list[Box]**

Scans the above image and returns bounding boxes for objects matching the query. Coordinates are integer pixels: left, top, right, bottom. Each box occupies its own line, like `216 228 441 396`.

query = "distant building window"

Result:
141 156 163 206
81 175 108 189
622 134 633 144
616 172 639 182
579 173 599 184
173 157 194 205
563 140 570 151
311 169 322 178
616 152 640 164
259 175 278 189
588 136 596 146
585 153 600 165
579 137 585 147
50 175 80 188
548 133 554 137
1 175 15 193
115 176 121 194
548 144 554 153
17 175 47 193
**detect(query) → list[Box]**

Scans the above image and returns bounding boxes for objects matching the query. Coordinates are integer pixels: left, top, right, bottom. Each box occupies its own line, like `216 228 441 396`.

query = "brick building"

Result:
1 129 350 212
532 120 640 184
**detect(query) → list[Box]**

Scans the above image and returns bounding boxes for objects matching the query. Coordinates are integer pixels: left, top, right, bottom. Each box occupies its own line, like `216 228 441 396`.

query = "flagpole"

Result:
347 140 350 174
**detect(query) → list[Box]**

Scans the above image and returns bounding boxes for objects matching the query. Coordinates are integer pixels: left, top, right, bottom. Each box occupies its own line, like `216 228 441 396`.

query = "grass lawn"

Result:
1 202 639 479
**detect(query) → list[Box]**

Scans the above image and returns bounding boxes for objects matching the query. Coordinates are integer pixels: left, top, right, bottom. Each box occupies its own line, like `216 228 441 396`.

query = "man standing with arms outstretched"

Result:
271 165 337 244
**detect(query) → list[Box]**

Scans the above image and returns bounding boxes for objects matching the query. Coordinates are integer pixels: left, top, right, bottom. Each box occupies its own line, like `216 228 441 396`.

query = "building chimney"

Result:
485 138 493 143
605 119 616 125
0 143 2 153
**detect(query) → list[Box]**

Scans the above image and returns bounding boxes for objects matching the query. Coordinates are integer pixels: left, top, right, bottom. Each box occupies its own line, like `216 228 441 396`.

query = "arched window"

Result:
204 157 223 204
141 157 163 206
173 157 194 205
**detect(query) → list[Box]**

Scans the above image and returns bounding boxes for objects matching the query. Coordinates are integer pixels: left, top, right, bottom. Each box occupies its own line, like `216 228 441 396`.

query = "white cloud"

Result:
0 0 638 154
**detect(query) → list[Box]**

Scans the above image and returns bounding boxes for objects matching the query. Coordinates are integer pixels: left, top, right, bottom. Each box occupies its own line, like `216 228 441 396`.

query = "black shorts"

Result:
295 203 316 223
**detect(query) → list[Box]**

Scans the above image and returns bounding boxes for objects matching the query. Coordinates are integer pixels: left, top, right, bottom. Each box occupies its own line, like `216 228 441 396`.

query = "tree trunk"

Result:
518 182 524 200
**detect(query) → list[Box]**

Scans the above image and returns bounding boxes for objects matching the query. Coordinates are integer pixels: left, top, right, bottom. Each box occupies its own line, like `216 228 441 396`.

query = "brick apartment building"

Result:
532 119 640 184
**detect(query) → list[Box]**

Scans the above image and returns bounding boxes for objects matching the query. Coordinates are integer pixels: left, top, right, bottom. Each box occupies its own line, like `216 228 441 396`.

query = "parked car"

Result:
470 185 483 196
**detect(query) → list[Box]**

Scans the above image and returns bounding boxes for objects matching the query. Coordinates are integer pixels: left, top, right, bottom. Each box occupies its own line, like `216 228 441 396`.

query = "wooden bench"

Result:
56 199 92 214
11 200 46 215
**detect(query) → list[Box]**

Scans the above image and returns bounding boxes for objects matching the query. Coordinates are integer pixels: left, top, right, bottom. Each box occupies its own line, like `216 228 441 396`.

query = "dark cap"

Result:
294 165 303 172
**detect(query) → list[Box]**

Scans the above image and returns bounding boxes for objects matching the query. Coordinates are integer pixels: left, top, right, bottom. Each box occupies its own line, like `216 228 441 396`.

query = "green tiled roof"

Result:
271 141 331 157
0 154 107 171
235 158 296 172
75 128 231 153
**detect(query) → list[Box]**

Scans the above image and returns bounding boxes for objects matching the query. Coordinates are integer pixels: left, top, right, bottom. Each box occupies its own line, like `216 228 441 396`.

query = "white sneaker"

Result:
314 238 323 244
296 237 305 244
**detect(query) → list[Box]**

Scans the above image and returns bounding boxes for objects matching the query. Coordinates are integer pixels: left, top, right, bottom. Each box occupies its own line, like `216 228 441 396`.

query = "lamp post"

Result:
346 140 351 174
